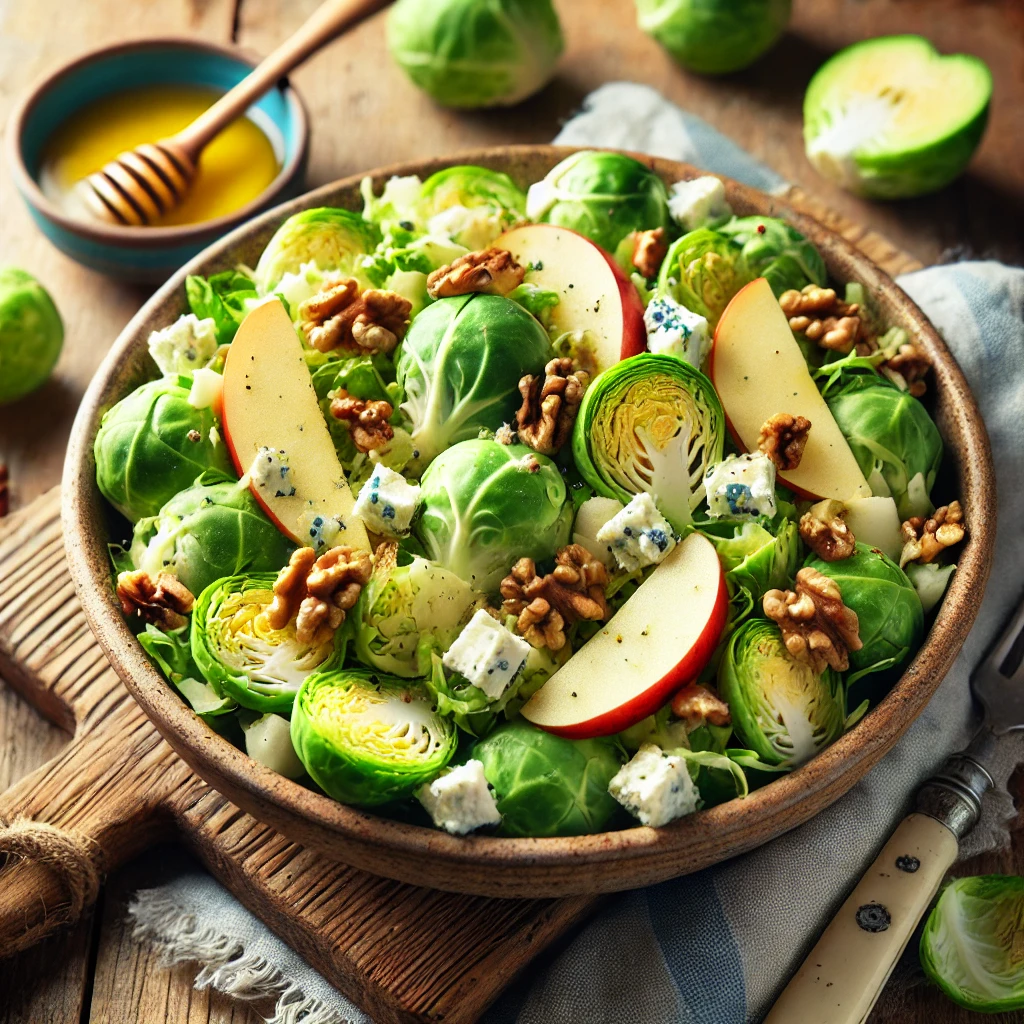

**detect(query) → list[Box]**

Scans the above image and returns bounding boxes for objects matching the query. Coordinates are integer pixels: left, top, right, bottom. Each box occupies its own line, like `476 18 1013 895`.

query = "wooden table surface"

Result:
1 0 1022 1020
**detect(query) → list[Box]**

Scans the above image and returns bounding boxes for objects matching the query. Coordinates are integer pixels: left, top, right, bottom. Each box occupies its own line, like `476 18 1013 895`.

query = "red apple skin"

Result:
535 569 730 740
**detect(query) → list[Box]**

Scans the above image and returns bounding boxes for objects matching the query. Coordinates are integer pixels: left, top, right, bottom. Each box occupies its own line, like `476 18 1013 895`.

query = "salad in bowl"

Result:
94 150 967 842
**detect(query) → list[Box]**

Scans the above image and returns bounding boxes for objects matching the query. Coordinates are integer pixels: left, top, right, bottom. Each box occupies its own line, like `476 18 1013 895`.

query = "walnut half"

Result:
900 502 965 568
329 390 394 453
632 228 668 279
779 284 870 355
516 357 589 456
759 413 811 472
800 499 856 562
426 247 525 299
299 275 411 355
117 570 195 631
763 567 862 674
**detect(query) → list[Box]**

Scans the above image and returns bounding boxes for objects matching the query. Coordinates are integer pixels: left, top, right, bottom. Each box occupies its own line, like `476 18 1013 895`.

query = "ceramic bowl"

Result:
6 38 309 283
63 147 995 898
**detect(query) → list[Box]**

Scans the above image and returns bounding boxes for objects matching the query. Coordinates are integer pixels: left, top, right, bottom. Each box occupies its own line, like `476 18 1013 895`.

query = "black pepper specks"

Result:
855 903 891 933
895 855 920 873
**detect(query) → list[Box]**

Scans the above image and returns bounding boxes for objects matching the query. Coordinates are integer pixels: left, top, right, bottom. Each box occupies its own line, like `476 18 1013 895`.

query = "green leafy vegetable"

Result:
0 267 64 405
138 623 236 720
717 215 826 296
185 270 259 345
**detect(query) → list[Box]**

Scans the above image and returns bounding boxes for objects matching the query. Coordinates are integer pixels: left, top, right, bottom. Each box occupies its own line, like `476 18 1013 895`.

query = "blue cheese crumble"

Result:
442 608 530 701
417 759 502 835
608 744 700 827
249 447 296 499
147 313 218 376
704 453 777 519
297 511 346 552
595 492 677 573
352 464 421 537
643 295 709 368
667 175 732 232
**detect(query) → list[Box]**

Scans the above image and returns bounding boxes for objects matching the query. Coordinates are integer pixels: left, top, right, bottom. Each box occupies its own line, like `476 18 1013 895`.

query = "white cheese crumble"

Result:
417 759 502 835
595 492 677 573
427 204 504 251
188 367 224 413
704 453 777 519
249 447 296 500
442 607 530 701
608 743 700 828
352 464 421 537
147 313 218 376
643 295 709 368
667 176 732 232
274 260 325 317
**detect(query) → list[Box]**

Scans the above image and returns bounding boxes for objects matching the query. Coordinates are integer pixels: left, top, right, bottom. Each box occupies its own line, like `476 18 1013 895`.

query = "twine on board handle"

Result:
0 815 101 957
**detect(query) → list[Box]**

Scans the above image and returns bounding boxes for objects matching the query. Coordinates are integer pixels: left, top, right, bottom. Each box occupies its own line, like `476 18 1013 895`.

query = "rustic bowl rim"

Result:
62 145 995 894
5 36 310 251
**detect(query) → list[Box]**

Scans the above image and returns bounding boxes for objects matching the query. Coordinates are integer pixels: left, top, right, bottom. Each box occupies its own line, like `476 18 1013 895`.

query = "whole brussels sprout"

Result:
716 216 826 297
656 228 750 326
636 0 791 75
718 618 845 766
387 0 564 109
472 720 625 837
396 294 553 468
0 267 63 404
129 473 294 597
806 543 923 681
94 377 233 522
413 439 572 594
191 573 342 713
572 353 725 532
526 151 673 255
254 208 381 295
290 667 456 806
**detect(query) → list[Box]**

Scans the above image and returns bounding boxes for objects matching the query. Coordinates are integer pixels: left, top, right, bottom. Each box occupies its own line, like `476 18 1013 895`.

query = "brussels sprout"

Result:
396 294 553 467
656 228 750 326
636 0 791 75
471 720 624 837
0 267 63 404
95 377 234 523
806 543 923 681
419 166 526 247
526 151 673 254
716 216 826 297
254 208 381 295
508 283 560 329
186 270 259 345
191 573 342 713
413 439 572 594
572 353 725 532
718 619 844 766
804 36 992 199
290 667 456 806
826 380 943 520
355 555 481 678
387 0 564 108
920 875 1024 1013
129 473 294 597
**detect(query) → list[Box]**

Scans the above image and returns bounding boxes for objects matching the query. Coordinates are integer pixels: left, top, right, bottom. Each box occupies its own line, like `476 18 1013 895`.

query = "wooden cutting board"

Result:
0 199 920 1024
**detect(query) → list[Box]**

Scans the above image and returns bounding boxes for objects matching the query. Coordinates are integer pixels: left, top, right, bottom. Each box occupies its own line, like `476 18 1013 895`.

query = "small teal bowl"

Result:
6 38 309 283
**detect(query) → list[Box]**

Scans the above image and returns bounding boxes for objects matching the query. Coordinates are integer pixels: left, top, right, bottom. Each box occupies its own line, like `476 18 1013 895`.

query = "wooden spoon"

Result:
77 0 389 227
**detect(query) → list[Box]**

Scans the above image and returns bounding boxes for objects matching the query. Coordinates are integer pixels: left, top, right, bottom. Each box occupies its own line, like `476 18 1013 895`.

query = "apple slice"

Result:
521 532 727 739
710 278 870 501
495 223 646 373
222 299 369 550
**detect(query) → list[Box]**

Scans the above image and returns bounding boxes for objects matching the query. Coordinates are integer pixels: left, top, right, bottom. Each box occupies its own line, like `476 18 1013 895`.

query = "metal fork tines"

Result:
972 596 1024 735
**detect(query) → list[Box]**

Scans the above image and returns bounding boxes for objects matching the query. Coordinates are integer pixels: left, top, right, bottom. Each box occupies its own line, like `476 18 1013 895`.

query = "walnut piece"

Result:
329 389 395 453
515 357 589 456
267 545 372 644
800 499 856 562
763 567 862 674
758 413 811 471
900 501 965 568
117 570 195 631
632 228 668 279
881 340 931 398
779 285 871 355
426 247 525 299
500 544 609 650
670 683 731 730
299 275 411 355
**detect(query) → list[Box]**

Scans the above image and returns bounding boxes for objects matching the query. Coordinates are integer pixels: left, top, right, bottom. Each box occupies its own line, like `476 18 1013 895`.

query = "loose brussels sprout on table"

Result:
0 267 64 405
98 153 962 841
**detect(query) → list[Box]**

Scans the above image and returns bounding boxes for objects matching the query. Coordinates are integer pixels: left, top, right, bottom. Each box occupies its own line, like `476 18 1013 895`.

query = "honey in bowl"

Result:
38 84 281 227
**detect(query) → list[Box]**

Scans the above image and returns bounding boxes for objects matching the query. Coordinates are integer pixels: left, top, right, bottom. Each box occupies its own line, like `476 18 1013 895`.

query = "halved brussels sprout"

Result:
716 216 826 296
527 151 673 254
419 166 526 248
572 353 725 532
290 668 456 806
94 377 233 522
718 619 844 766
920 875 1024 1013
396 294 553 468
471 720 624 837
656 228 750 326
413 439 572 594
254 208 381 295
191 574 342 714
